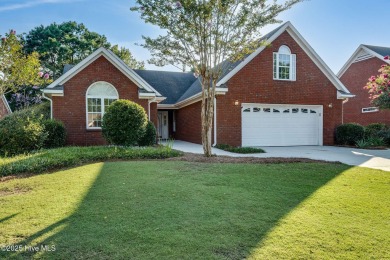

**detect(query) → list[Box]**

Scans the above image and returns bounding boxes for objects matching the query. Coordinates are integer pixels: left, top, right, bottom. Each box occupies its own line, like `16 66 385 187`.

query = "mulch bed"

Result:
166 152 340 164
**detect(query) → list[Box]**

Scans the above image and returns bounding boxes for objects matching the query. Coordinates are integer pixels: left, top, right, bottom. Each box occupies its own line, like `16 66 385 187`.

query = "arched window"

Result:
86 81 118 128
273 45 296 81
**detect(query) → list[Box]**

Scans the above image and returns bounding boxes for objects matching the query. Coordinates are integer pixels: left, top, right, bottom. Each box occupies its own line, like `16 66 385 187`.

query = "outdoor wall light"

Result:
234 100 239 106
328 103 333 108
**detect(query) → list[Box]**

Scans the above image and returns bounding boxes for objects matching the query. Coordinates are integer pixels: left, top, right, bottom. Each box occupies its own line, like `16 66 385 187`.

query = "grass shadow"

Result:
5 161 350 259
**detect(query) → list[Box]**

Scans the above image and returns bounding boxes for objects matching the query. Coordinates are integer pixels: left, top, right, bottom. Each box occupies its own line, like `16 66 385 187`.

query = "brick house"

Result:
338 45 390 125
43 22 352 147
0 95 11 120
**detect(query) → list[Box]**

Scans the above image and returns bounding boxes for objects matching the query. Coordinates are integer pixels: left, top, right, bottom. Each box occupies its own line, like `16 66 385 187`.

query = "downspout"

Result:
148 97 157 121
212 97 217 147
42 92 53 119
342 98 349 124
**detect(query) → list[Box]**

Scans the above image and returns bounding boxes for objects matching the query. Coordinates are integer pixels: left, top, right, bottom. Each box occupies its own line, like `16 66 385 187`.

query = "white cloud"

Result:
0 0 83 12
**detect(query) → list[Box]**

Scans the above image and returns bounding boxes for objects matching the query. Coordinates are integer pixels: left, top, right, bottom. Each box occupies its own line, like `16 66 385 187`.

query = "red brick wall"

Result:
215 31 342 146
0 97 10 120
175 102 202 144
340 57 390 125
52 55 154 146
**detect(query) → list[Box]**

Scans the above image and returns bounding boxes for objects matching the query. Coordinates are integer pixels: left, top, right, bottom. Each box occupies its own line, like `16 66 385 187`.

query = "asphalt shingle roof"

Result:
133 70 197 104
363 45 390 57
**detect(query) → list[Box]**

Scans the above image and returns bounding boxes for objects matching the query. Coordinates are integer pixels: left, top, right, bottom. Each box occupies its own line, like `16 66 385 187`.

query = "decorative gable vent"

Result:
354 49 374 63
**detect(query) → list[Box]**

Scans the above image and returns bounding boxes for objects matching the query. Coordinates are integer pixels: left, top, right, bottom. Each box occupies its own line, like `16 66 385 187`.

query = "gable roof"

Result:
174 24 286 104
44 47 162 97
217 21 351 95
133 70 196 104
337 44 390 77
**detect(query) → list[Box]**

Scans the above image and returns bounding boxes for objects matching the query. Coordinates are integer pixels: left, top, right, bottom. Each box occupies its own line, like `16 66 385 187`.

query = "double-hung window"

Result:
273 45 296 81
86 81 118 129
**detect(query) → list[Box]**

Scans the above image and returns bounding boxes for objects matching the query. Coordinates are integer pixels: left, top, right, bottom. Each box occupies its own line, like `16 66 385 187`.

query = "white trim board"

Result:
46 47 162 97
337 44 390 77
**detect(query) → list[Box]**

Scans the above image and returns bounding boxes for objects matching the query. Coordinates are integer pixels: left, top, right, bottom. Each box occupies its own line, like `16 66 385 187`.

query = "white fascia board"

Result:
139 92 156 97
337 91 355 99
285 25 352 94
46 47 162 97
42 89 63 94
215 87 228 93
216 22 290 87
157 104 178 109
337 45 390 77
337 45 365 77
2 95 12 113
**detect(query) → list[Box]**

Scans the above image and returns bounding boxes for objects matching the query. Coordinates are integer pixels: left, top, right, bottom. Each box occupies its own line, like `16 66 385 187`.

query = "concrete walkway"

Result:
170 140 390 171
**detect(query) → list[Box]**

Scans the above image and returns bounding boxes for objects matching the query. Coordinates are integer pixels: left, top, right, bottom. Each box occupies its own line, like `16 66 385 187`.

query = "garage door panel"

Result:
242 104 322 146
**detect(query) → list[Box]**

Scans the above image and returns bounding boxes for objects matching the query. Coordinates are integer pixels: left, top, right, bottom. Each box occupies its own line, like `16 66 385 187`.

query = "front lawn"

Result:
0 162 389 259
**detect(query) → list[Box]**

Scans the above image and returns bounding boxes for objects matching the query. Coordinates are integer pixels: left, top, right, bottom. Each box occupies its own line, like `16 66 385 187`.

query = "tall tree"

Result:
0 30 44 97
365 57 390 109
131 0 302 156
23 21 144 79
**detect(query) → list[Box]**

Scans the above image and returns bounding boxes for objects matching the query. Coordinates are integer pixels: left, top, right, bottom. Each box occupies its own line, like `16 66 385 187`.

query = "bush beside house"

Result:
0 102 66 156
336 122 390 148
102 99 148 146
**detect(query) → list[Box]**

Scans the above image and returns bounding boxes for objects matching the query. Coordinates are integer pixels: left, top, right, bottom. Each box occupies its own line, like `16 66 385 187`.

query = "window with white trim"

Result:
86 81 118 129
273 45 296 81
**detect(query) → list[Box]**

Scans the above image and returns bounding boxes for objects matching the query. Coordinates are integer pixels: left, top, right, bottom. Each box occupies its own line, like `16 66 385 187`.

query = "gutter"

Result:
42 92 53 119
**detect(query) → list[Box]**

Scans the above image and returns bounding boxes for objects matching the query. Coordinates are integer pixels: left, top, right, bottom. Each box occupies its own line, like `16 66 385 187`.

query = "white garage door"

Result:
242 104 323 146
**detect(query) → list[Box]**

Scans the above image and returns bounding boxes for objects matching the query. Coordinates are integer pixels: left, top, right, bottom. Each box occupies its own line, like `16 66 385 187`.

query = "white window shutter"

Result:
291 54 296 81
273 53 277 79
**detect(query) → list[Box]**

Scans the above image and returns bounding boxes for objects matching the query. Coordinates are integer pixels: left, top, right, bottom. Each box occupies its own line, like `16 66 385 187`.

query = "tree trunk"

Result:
201 77 215 157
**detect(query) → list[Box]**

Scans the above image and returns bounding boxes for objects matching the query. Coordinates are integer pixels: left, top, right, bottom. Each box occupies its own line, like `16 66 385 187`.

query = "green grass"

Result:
215 144 265 154
0 161 389 259
0 146 182 177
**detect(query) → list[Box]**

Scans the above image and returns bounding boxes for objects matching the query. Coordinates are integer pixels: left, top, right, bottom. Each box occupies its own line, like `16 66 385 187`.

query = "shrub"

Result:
102 100 148 146
0 117 47 156
215 144 265 154
365 123 388 138
0 146 182 177
335 123 365 145
0 102 50 123
377 129 390 146
42 119 66 148
138 121 157 146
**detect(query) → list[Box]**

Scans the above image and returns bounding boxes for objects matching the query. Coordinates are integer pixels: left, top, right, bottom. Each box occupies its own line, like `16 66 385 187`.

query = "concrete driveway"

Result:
170 140 390 171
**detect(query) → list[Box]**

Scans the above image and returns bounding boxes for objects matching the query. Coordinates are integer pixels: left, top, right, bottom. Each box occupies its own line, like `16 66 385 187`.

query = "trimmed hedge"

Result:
102 100 148 146
0 117 47 156
43 119 67 148
138 121 157 146
365 123 388 138
0 146 182 177
335 123 365 145
215 144 265 154
0 103 66 156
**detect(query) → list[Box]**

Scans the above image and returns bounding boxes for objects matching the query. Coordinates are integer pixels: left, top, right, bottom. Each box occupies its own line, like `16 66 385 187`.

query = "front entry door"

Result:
157 111 169 139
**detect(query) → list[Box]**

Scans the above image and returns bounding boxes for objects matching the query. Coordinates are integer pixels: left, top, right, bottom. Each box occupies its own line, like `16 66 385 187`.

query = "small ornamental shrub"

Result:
0 117 47 156
215 144 265 154
102 100 148 146
377 129 390 146
42 119 66 148
365 123 388 138
335 123 365 145
138 121 157 146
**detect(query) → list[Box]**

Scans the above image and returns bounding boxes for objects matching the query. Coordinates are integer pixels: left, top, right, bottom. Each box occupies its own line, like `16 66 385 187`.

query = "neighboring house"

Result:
43 22 353 147
338 45 390 125
0 95 12 120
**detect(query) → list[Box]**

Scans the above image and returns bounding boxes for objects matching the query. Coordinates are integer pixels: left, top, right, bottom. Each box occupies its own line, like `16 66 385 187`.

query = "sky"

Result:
0 0 389 73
